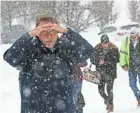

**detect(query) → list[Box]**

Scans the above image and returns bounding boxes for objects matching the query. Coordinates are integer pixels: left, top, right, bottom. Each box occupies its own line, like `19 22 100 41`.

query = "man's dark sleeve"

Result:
90 47 99 65
61 28 94 65
3 33 34 68
112 47 120 63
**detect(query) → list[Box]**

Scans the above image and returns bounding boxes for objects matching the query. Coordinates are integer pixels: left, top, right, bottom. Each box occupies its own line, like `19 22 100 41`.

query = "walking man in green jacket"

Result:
120 27 140 106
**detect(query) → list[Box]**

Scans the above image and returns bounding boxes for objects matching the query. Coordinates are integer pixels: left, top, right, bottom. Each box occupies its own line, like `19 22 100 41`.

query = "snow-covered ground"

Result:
0 32 140 113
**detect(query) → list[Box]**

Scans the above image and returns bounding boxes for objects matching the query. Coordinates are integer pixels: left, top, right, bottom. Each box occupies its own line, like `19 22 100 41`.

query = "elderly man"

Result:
3 15 94 113
120 27 140 106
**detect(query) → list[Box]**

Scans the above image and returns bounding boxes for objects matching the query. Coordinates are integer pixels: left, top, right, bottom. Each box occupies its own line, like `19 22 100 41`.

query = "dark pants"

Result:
129 71 140 100
98 79 114 105
72 81 84 113
72 81 82 105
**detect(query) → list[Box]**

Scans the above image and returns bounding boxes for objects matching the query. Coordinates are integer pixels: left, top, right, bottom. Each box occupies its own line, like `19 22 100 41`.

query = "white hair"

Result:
130 27 139 34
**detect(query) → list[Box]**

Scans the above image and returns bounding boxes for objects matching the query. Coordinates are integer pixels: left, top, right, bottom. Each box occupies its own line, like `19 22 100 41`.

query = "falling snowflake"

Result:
21 48 25 51
54 69 64 78
13 46 16 49
55 59 61 64
55 98 66 110
71 41 75 45
40 62 44 66
12 59 16 63
23 87 31 97
60 80 65 86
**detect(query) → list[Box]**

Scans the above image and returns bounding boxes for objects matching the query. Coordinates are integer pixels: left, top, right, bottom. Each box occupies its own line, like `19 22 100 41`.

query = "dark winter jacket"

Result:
60 34 88 82
90 42 119 81
3 28 93 113
129 37 140 73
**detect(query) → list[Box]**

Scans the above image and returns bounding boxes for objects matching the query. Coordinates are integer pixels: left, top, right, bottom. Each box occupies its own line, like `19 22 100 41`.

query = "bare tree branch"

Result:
128 0 139 22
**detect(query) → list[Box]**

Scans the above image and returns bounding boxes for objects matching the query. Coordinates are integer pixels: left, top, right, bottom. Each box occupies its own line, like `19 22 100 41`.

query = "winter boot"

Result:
106 104 114 113
137 100 140 106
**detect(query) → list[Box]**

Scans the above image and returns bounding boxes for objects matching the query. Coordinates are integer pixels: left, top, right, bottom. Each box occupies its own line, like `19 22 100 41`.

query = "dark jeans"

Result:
72 81 84 113
98 79 114 105
72 81 82 104
129 71 140 100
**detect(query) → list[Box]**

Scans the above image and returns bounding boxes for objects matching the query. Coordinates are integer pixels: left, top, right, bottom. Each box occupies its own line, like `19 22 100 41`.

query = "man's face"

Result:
38 21 58 48
130 33 139 41
101 43 109 48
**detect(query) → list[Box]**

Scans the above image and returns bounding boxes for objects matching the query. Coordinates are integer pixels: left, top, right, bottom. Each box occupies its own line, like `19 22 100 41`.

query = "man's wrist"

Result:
62 28 68 33
28 31 35 37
